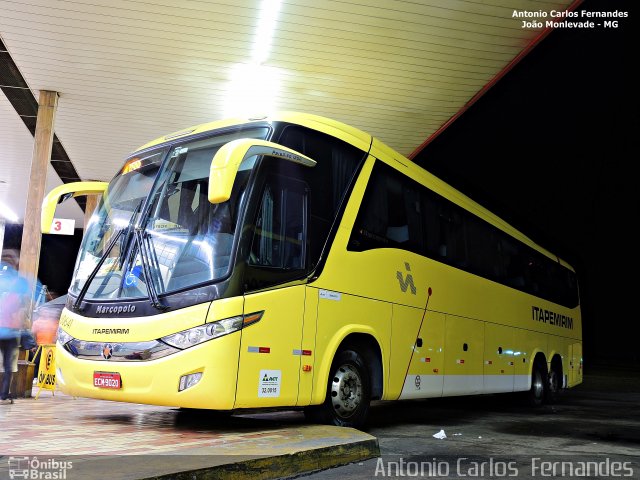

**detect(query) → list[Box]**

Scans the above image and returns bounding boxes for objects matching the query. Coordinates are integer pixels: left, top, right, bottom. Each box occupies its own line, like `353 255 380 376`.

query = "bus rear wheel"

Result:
305 349 371 428
527 359 547 407
545 361 562 404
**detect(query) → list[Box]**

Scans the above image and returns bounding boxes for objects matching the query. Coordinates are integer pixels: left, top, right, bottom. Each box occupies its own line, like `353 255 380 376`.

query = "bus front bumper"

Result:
55 333 240 410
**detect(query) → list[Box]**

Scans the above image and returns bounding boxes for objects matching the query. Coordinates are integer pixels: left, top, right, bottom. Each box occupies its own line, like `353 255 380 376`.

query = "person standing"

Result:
0 252 30 404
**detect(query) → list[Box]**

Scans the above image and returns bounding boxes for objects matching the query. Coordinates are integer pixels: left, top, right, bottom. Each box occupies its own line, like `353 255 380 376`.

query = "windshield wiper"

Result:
144 231 166 293
72 196 167 311
72 228 124 311
115 198 167 311
118 200 144 269
134 228 168 310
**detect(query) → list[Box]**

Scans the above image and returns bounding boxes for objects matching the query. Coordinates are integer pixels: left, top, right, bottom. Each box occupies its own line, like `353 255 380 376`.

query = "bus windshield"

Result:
70 127 269 302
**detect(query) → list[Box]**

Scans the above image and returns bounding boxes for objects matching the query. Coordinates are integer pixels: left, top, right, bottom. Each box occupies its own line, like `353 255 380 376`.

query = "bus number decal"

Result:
258 369 281 398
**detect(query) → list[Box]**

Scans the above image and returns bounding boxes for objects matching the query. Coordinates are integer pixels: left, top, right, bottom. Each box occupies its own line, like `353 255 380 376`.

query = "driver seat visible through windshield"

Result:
151 178 234 292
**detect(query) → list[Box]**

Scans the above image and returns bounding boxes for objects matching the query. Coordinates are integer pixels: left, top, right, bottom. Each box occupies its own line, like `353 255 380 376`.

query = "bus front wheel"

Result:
305 349 371 428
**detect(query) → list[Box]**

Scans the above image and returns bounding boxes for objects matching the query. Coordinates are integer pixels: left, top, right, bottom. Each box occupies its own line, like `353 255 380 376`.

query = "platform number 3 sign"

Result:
49 218 75 235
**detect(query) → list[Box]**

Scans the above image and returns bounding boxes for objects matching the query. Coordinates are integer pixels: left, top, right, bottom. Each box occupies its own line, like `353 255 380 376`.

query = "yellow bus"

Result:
44 112 582 427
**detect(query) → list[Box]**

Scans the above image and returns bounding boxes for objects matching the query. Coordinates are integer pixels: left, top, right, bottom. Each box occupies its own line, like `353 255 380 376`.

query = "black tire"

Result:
527 359 547 407
545 361 562 404
304 349 371 428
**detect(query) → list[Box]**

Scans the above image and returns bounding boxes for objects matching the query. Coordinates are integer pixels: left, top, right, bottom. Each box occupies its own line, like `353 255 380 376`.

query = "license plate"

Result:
93 371 122 389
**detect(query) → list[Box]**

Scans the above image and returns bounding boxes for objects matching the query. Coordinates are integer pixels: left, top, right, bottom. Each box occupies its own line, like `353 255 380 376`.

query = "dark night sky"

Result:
414 0 638 365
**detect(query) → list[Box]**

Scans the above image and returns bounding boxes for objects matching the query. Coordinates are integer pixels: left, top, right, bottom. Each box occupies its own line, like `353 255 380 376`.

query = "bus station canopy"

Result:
0 0 574 223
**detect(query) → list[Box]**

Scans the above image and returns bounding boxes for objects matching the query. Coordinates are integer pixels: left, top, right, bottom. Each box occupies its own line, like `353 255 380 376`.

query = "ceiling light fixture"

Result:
223 63 282 119
223 0 284 118
252 0 283 64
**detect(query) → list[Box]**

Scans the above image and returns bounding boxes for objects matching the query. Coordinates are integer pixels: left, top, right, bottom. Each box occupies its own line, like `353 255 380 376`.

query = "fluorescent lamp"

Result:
252 0 283 64
223 63 282 118
221 0 283 118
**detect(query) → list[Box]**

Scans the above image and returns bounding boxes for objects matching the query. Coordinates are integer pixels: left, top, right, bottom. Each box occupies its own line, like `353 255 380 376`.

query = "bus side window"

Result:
348 161 424 254
353 169 390 248
347 161 579 309
278 126 364 269
430 200 467 269
501 237 526 288
465 213 503 281
249 176 308 271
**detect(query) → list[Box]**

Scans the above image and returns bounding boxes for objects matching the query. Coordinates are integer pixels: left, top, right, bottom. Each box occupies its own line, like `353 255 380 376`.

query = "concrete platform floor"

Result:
2 366 638 479
0 389 378 479
304 365 640 479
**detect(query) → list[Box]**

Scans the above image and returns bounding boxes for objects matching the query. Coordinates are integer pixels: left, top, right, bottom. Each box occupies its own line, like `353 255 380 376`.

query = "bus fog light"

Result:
179 372 202 391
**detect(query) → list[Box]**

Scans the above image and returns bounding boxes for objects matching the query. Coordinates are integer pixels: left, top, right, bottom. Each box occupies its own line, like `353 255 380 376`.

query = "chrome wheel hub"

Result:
533 370 544 399
331 364 362 418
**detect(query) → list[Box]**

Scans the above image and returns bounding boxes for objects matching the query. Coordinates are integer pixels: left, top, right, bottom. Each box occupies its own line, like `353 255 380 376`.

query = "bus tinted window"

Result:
465 212 503 281
428 195 467 270
278 126 365 269
349 160 579 309
249 176 307 271
348 164 424 253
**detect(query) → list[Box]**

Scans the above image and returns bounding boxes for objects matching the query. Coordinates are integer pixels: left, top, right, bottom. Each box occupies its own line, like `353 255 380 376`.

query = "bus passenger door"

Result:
236 286 306 408
234 172 309 408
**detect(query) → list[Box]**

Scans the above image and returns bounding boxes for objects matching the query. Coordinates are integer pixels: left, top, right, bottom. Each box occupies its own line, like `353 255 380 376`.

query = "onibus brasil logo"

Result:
7 456 72 479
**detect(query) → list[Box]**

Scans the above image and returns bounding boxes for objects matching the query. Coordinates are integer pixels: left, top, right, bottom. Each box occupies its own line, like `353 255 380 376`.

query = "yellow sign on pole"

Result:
35 344 56 399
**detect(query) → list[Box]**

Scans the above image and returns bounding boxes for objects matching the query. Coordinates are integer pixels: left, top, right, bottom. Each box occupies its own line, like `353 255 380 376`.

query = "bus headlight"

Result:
57 327 73 346
162 315 245 349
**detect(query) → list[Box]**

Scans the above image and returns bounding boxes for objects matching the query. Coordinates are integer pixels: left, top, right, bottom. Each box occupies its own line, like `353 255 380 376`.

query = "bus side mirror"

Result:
41 181 108 233
208 138 316 204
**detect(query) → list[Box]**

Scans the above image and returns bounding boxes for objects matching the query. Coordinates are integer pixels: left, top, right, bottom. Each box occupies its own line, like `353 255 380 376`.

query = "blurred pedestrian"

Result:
0 250 30 404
